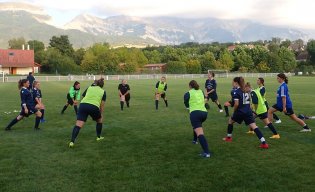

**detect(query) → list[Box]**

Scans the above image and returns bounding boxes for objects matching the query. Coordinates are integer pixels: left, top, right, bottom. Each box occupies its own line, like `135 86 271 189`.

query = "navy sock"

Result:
164 100 168 107
34 116 41 129
227 124 233 135
61 105 67 113
303 124 309 129
71 126 81 142
193 131 197 141
155 100 158 110
224 106 229 116
96 123 102 137
198 134 210 154
40 109 45 120
273 113 280 121
218 104 222 110
254 128 266 144
120 101 124 110
6 117 19 129
74 106 78 114
126 102 129 107
267 123 278 135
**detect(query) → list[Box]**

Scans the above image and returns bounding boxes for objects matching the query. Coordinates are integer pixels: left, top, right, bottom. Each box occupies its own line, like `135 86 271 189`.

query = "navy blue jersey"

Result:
32 88 42 104
20 87 35 107
276 82 292 109
259 86 266 97
232 88 252 114
205 79 217 92
118 84 130 95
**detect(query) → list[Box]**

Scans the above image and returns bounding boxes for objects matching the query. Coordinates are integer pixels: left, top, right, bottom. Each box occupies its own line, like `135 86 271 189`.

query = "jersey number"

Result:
243 93 250 104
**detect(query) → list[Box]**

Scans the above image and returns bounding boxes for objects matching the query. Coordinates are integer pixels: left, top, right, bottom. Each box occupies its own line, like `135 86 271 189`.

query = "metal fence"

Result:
1 73 291 83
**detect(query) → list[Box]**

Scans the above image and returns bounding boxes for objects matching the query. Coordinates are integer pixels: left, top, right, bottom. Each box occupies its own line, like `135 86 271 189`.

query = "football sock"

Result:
61 105 67 113
198 134 210 154
224 106 229 116
254 128 266 144
96 123 102 137
267 123 278 135
193 131 198 141
164 100 168 107
303 124 310 129
218 104 222 110
74 106 78 114
227 124 233 136
6 117 19 129
40 109 45 120
205 103 210 109
34 116 41 129
155 100 158 110
273 113 280 121
71 126 81 142
126 102 129 107
120 101 124 110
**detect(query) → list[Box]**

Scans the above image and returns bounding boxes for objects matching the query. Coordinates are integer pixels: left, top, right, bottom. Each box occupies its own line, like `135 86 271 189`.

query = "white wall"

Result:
16 67 33 75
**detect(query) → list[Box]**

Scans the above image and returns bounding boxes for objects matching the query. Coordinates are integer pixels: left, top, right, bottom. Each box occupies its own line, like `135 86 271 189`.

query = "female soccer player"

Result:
5 79 42 131
155 76 168 110
257 77 281 124
184 80 211 158
61 81 81 115
118 79 130 111
244 82 280 139
69 78 106 148
223 86 236 117
223 77 269 149
32 81 45 123
204 72 223 112
268 73 311 132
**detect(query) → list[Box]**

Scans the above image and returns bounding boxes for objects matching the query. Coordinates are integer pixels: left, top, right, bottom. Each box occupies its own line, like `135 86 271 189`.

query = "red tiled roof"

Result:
0 49 35 67
144 63 166 67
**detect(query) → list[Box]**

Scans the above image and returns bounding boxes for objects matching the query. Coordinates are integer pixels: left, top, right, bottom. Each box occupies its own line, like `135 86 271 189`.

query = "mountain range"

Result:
0 2 314 48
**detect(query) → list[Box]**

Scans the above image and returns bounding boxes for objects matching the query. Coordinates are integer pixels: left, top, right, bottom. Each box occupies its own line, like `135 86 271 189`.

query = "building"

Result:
0 49 40 75
143 63 166 73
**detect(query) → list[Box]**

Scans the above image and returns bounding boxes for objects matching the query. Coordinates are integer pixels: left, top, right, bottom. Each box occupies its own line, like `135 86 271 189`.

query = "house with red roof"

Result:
143 63 166 72
0 49 40 75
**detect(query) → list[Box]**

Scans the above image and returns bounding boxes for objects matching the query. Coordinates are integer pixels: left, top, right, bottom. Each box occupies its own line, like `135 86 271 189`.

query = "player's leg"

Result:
223 117 236 141
224 101 231 117
125 94 130 108
155 93 160 110
5 114 24 130
162 93 168 107
34 110 42 130
268 106 278 122
262 116 280 138
288 111 311 132
249 122 268 148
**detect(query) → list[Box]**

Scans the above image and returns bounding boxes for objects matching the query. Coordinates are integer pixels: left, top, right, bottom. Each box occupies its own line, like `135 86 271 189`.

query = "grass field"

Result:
0 76 314 192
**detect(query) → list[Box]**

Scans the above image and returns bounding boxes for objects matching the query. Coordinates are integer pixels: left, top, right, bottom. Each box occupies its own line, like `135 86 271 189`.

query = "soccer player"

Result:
26 72 35 91
69 78 106 148
257 77 281 124
244 82 280 139
61 81 81 115
5 79 42 131
268 73 311 132
223 77 269 149
204 72 223 112
223 86 236 117
184 80 211 158
155 76 168 110
118 79 130 111
32 81 46 123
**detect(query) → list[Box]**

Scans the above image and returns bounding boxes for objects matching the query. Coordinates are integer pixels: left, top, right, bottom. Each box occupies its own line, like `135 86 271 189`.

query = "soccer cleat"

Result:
246 130 255 134
269 134 280 139
69 142 74 148
259 143 269 149
264 125 268 128
299 128 311 132
96 136 105 141
219 109 224 113
223 137 232 142
192 140 198 144
275 119 282 124
200 153 211 158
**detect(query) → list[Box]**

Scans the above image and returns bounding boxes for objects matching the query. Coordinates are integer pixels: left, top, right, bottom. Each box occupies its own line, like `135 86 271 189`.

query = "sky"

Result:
1 0 315 29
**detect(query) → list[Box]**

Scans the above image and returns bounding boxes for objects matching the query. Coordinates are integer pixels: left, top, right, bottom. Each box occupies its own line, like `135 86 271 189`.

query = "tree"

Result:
165 61 186 74
49 35 74 57
217 49 234 70
200 51 216 73
234 50 253 71
73 48 86 65
8 37 26 49
250 45 269 67
278 47 296 72
186 59 201 74
280 39 291 48
307 39 315 64
27 40 45 53
143 50 161 63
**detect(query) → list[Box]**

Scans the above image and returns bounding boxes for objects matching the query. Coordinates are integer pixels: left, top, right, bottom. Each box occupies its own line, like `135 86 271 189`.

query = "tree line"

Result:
7 36 315 75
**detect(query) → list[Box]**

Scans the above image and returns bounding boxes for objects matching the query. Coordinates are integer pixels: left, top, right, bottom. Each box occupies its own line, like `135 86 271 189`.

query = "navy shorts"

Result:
257 112 268 120
207 93 218 102
77 103 102 122
272 104 294 116
67 94 74 105
190 111 208 129
20 105 37 117
231 111 255 125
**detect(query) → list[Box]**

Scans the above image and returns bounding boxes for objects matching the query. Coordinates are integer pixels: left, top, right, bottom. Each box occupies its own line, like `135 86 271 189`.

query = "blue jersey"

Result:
32 88 42 104
205 79 217 92
20 87 35 107
232 88 252 114
276 82 292 109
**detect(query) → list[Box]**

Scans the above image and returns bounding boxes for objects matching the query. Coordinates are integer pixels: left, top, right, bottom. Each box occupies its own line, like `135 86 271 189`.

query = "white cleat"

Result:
275 119 282 124
299 129 311 132
219 109 223 113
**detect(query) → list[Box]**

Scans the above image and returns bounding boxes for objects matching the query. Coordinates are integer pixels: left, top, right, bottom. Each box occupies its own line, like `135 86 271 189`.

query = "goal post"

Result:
207 69 229 78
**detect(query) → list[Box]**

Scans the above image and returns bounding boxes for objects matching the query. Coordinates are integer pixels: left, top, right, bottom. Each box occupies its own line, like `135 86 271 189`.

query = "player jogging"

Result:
204 72 223 112
118 79 131 111
155 76 168 110
223 77 269 149
184 80 211 158
69 78 106 148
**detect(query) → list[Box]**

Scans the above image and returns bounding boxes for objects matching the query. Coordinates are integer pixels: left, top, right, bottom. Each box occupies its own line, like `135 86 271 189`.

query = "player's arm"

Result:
164 84 167 92
280 86 287 112
232 92 240 112
124 85 130 96
184 92 190 108
69 87 75 102
21 92 28 112
100 91 106 113
155 82 159 94
251 92 258 112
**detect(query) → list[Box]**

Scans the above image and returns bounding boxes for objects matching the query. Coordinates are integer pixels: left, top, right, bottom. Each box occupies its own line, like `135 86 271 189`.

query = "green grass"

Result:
0 76 314 192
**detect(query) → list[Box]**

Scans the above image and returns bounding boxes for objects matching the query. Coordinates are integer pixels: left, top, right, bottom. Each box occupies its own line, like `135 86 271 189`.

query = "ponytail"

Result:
277 73 288 84
18 79 28 90
96 78 105 88
189 80 199 90
233 76 245 92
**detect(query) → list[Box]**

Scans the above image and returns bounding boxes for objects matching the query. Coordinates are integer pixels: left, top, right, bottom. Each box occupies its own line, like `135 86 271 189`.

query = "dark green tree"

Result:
49 35 74 57
165 61 186 74
8 37 26 49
